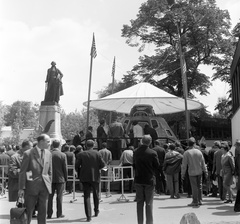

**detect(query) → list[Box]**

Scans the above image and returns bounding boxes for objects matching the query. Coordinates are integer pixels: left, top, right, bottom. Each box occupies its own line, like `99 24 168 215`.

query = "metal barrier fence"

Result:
0 165 8 197
67 163 79 203
99 165 134 202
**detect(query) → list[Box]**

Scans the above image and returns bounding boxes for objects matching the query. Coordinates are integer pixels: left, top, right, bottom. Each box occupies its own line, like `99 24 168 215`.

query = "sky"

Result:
0 0 239 115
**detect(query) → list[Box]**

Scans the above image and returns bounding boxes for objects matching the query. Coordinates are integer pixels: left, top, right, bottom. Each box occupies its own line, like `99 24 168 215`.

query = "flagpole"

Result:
109 56 115 124
177 22 190 140
86 54 93 133
167 0 190 140
86 33 97 134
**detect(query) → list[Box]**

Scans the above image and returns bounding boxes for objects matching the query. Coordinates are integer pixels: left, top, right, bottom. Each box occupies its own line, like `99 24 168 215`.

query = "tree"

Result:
61 109 99 141
4 101 39 128
213 97 231 118
61 109 85 141
121 0 232 99
0 101 6 136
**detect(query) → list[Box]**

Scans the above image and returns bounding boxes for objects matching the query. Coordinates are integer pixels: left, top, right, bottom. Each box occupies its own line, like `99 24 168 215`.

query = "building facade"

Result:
231 39 240 145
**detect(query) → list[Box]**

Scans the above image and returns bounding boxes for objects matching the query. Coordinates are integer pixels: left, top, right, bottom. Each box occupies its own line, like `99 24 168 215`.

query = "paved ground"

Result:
1 191 240 224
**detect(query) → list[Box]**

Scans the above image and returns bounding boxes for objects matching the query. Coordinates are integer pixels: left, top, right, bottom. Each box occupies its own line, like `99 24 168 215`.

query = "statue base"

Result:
39 103 63 142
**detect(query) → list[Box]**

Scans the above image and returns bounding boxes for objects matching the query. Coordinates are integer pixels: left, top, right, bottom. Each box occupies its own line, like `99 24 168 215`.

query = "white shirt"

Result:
133 124 143 138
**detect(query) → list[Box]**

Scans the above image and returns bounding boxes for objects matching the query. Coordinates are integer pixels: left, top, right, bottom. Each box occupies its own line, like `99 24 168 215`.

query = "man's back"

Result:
99 148 112 165
208 147 218 171
182 148 207 176
133 145 159 185
108 122 124 138
214 149 224 174
76 150 105 183
152 146 165 165
64 151 75 165
51 149 67 183
73 134 81 147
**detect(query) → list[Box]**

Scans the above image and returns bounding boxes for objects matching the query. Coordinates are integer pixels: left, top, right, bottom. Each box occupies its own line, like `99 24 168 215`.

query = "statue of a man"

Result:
44 61 64 103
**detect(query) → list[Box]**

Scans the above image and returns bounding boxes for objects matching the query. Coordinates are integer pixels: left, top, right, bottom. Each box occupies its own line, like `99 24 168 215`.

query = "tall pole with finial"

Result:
109 56 116 124
86 33 97 134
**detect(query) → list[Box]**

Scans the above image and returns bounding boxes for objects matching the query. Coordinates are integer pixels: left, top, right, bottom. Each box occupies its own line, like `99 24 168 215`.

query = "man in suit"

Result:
75 140 105 222
133 135 160 224
108 118 124 160
18 134 52 224
86 126 94 141
72 131 82 147
8 140 33 202
97 119 107 150
152 140 166 195
99 142 112 192
181 137 208 207
47 139 68 219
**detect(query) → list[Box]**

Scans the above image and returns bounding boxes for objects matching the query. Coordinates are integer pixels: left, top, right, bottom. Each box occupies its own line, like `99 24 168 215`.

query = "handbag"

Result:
10 197 28 224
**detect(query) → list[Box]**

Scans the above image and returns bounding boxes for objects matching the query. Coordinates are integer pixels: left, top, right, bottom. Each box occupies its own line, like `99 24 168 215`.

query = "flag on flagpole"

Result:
181 54 188 97
90 33 97 58
112 56 115 77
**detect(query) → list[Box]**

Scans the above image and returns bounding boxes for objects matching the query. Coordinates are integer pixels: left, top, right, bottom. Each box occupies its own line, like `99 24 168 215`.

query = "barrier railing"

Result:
0 165 8 197
67 164 79 203
112 166 134 202
99 166 113 201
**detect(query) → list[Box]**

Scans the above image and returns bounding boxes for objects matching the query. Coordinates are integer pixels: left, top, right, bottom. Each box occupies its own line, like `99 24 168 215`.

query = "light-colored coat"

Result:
19 147 52 195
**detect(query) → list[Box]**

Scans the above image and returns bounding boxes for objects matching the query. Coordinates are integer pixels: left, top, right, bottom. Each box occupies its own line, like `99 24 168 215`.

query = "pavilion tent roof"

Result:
83 82 203 115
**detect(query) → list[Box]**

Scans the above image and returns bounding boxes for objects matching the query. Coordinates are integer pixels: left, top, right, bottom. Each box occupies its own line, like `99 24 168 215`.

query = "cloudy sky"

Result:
0 0 239 114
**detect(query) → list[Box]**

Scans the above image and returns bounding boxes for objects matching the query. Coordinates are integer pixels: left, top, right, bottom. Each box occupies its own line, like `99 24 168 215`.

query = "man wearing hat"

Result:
181 137 208 207
44 61 64 103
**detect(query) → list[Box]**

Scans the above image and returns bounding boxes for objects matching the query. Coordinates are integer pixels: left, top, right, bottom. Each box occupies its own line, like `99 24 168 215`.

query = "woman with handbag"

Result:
221 142 235 203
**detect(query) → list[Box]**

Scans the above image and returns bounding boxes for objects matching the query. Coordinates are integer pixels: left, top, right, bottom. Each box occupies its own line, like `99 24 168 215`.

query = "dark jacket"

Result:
133 145 160 186
72 134 82 147
51 148 68 183
163 151 183 175
86 131 94 140
75 149 105 183
152 146 165 167
64 151 75 176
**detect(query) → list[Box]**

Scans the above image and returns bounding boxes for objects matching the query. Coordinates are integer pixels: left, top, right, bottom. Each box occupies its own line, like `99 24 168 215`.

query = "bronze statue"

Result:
44 61 63 103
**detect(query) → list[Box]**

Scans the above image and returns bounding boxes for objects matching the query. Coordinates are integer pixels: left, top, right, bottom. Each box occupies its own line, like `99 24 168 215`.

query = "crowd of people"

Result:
1 122 240 224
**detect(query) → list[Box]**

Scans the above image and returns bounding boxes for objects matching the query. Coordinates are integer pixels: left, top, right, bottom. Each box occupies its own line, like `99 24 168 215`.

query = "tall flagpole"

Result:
177 22 190 140
166 0 190 140
86 33 97 134
109 56 116 124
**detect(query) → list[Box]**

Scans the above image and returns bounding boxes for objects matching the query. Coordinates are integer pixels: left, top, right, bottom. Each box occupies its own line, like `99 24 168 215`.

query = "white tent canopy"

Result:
83 82 203 114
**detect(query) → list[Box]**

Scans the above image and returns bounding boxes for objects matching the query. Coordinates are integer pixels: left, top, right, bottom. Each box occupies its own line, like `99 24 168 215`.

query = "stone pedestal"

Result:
39 103 63 140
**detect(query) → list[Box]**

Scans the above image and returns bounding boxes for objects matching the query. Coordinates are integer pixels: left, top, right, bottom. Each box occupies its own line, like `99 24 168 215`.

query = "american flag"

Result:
181 55 188 97
112 57 115 77
90 33 97 58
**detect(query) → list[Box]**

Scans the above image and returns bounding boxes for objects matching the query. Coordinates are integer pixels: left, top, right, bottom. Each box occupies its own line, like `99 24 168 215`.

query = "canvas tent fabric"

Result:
83 82 203 115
